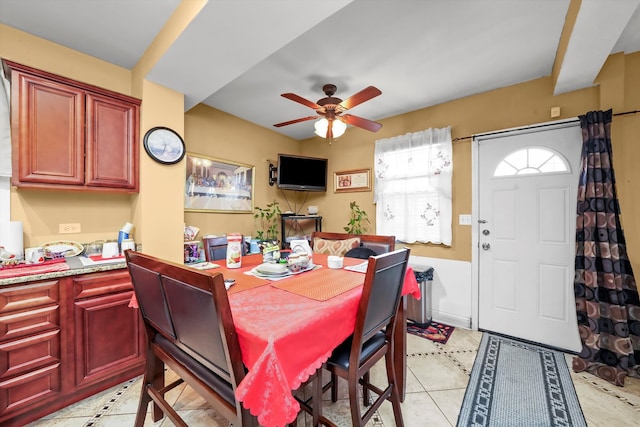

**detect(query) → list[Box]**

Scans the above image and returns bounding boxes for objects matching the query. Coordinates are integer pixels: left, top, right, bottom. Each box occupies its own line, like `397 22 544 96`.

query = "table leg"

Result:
393 296 407 402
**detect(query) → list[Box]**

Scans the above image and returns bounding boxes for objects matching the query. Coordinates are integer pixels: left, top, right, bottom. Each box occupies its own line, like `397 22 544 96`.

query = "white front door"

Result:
477 122 582 352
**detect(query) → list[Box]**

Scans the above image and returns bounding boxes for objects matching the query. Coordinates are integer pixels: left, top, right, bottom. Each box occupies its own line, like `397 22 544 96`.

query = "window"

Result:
374 127 452 245
494 147 569 177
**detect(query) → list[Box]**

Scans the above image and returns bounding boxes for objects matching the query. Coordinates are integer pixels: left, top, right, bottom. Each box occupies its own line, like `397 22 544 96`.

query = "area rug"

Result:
407 321 454 344
457 333 586 427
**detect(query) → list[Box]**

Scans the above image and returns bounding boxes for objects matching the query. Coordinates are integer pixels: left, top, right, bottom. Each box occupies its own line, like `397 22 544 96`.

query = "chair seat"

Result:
154 335 236 406
326 331 386 370
344 246 378 259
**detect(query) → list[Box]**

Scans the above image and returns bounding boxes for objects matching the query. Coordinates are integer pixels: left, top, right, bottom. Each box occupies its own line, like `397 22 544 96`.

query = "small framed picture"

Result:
334 169 371 193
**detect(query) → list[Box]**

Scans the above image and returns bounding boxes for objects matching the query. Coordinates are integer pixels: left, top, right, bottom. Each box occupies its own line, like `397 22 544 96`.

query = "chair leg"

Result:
311 369 323 426
330 372 339 402
385 352 404 427
135 349 164 426
362 371 371 406
347 373 363 427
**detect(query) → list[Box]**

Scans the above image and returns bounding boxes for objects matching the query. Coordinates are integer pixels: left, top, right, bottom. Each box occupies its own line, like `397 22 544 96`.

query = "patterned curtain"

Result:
573 109 640 386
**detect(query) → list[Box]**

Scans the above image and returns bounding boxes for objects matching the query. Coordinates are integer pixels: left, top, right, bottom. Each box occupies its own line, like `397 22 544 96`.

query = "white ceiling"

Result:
2 0 639 141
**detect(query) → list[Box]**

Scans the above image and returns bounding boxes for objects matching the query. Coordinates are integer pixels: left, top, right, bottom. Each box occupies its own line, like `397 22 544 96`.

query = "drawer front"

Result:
0 305 59 341
0 281 59 314
72 270 131 300
0 362 61 416
0 329 60 381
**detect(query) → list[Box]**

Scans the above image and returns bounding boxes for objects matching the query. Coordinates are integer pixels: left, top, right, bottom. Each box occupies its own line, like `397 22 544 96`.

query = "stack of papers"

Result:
344 261 368 273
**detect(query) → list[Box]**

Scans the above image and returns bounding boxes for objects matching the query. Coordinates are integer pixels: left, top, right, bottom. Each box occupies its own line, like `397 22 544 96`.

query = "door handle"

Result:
482 243 490 250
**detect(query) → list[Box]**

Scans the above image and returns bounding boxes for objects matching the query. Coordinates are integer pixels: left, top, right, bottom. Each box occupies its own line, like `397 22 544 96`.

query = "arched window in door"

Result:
494 147 569 177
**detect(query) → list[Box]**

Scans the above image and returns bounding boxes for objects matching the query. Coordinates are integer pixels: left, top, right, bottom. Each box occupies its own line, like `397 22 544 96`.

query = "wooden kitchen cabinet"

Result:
0 270 145 427
72 271 144 388
0 280 62 420
3 60 140 192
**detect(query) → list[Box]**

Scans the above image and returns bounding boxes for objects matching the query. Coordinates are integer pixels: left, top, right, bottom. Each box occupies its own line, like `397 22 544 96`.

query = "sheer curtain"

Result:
374 126 452 245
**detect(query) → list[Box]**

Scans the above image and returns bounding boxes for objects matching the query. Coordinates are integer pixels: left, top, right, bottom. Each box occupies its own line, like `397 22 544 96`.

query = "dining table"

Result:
130 252 421 427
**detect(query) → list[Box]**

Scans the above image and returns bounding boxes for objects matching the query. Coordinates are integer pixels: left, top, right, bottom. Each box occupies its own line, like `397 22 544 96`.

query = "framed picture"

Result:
185 153 255 213
334 168 371 193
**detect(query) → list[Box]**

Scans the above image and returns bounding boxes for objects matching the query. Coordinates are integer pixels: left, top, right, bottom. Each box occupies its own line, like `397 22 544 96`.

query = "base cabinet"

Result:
0 270 144 426
0 281 62 418
73 273 143 387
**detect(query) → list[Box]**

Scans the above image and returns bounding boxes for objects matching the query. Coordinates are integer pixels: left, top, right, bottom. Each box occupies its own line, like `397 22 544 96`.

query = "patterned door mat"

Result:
407 321 454 344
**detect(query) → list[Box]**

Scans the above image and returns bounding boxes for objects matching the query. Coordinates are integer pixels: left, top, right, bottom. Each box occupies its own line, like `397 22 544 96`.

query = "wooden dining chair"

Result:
310 231 396 257
202 235 247 261
299 248 410 427
125 250 258 427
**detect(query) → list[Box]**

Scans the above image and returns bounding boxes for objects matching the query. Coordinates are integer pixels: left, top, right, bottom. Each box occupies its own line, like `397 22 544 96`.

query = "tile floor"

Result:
26 327 640 426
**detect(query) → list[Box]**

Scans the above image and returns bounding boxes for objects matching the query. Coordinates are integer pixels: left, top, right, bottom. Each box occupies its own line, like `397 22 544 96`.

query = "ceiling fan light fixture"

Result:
314 118 347 139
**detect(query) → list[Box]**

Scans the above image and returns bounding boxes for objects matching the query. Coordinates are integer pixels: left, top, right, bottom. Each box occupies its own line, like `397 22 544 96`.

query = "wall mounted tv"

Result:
277 154 328 192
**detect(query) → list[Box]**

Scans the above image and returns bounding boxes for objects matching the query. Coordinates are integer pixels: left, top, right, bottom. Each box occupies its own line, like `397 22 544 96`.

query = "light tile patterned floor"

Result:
26 328 640 426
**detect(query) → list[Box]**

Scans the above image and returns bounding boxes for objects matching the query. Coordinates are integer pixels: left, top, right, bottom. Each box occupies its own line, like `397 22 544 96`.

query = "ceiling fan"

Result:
274 84 383 139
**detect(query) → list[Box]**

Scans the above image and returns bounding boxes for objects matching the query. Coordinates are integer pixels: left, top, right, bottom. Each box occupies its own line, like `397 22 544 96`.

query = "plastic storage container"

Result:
226 233 243 268
407 265 434 328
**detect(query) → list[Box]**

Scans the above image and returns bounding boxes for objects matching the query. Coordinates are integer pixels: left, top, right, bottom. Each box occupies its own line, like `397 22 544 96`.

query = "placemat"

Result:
271 268 364 301
0 259 69 279
222 270 270 295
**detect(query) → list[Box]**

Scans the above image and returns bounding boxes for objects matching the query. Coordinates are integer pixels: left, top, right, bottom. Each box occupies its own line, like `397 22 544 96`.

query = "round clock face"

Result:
143 127 186 165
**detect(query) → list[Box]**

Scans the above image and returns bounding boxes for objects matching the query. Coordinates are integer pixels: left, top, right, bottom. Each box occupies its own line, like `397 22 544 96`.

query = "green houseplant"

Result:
344 201 371 235
254 200 281 261
254 200 281 241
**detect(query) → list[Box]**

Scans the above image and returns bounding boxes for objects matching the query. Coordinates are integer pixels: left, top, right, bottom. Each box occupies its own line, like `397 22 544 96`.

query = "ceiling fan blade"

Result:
338 86 382 110
281 93 322 110
342 114 383 132
273 116 318 128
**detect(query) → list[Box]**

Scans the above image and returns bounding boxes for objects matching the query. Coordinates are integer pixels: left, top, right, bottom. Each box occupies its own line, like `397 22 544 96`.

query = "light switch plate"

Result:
459 214 472 225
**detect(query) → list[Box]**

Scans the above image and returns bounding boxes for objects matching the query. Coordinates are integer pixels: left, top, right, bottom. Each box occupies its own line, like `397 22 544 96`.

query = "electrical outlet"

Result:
59 223 81 234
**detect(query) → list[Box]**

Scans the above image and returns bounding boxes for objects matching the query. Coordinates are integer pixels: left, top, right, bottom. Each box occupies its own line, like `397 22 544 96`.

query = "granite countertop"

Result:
0 257 127 286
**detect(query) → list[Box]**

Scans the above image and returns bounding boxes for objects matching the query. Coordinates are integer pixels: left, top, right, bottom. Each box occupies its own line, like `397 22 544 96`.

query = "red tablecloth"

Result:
229 253 420 426
127 253 420 427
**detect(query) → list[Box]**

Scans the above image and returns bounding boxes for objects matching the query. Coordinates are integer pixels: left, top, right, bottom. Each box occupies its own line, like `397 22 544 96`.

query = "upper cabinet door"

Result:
85 93 139 190
5 59 140 193
12 70 86 186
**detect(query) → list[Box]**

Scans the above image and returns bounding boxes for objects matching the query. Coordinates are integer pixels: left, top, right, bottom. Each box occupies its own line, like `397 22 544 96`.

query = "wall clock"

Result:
143 126 186 165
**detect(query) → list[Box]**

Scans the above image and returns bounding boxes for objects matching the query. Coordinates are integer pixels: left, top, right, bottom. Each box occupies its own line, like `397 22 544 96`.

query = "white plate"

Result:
251 267 289 278
41 240 84 258
251 263 316 278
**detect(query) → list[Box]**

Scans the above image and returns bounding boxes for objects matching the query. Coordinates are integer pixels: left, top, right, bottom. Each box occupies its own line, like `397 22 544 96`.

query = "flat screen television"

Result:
277 154 328 192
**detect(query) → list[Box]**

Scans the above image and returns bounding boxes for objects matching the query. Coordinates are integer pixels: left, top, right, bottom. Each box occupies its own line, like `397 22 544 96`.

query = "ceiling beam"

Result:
554 0 640 95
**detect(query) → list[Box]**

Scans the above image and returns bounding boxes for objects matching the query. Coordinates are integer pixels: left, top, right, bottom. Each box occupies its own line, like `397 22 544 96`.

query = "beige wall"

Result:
183 104 301 238
302 76 601 262
0 24 135 247
2 23 638 275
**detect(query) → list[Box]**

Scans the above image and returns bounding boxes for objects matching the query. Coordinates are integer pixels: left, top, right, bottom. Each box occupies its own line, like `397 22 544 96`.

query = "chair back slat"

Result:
127 263 175 339
161 275 231 381
359 249 410 344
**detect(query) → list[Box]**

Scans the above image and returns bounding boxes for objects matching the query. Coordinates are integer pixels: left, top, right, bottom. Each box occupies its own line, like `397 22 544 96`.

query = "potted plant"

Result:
344 201 371 235
254 200 281 261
